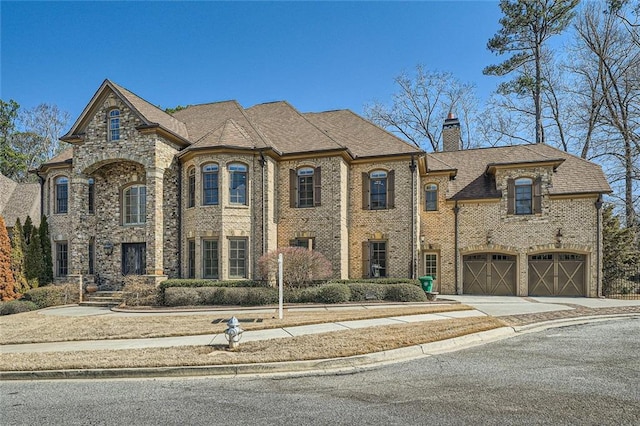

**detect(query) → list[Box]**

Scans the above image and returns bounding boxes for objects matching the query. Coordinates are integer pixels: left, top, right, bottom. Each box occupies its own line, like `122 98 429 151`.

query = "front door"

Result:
122 243 146 275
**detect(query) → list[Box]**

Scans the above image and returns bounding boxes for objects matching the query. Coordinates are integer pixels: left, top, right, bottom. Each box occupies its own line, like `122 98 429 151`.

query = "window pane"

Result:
88 178 95 214
56 177 68 214
203 169 219 205
203 240 219 278
370 241 387 277
229 165 247 204
370 176 387 210
56 243 68 276
188 169 195 208
187 240 195 278
123 185 146 224
425 254 437 277
109 109 120 141
88 241 94 275
298 175 314 207
515 184 532 215
425 185 438 211
229 239 246 278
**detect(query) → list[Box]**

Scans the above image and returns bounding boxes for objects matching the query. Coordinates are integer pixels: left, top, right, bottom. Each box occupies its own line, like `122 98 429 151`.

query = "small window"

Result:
559 254 584 261
425 183 438 211
298 167 314 208
370 171 388 210
290 237 314 250
56 242 68 277
55 176 68 214
424 253 437 278
202 239 218 279
369 241 387 278
88 178 95 214
187 240 195 279
229 163 247 205
202 164 219 205
123 185 146 225
229 238 247 278
515 178 533 215
530 254 553 261
88 239 95 275
109 109 121 141
188 167 195 208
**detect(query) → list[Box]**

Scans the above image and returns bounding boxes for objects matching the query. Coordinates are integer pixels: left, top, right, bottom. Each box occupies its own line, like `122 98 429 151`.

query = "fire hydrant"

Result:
224 317 244 349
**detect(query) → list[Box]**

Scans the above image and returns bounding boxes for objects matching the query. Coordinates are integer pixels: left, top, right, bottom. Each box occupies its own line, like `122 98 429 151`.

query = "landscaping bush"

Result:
243 287 278 306
23 283 80 309
0 300 38 315
158 279 267 305
121 276 159 307
165 287 201 307
316 283 351 304
220 287 249 306
258 247 332 288
347 283 388 301
385 283 427 302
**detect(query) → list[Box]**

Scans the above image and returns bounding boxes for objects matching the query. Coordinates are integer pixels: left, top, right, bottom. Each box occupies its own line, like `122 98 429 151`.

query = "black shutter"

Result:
289 169 297 208
314 167 322 206
362 172 370 210
362 241 370 278
533 177 542 214
387 170 395 209
507 178 515 215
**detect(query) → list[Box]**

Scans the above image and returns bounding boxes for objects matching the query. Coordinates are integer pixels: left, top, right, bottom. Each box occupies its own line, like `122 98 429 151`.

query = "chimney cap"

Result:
447 112 456 120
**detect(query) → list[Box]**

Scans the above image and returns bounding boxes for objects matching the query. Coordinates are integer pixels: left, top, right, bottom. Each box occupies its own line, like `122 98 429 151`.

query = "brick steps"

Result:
80 291 124 307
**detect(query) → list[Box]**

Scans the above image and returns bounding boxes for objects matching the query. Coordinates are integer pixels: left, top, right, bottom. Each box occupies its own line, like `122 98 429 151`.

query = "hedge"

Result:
0 300 38 315
23 284 80 309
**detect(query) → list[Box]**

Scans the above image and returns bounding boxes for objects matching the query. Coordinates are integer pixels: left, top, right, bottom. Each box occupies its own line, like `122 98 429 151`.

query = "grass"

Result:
0 316 505 371
0 304 471 345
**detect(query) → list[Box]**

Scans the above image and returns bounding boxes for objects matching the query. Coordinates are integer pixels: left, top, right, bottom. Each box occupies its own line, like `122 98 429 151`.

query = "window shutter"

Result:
533 177 542 214
314 166 322 206
362 172 370 210
388 170 395 209
362 241 371 278
507 178 515 215
289 169 297 208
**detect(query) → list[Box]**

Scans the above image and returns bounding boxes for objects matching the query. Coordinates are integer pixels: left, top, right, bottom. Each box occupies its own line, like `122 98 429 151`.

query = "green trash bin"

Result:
419 276 434 293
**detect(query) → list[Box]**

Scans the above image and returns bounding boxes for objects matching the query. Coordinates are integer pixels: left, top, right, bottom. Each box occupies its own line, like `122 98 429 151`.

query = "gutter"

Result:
409 155 417 279
177 161 182 278
595 195 603 297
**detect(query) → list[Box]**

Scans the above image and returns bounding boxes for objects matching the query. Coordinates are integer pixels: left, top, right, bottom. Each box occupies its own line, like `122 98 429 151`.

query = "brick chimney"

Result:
442 112 461 151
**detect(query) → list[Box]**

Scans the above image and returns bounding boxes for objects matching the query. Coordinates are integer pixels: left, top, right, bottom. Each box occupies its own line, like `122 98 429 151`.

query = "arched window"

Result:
202 163 219 205
55 176 68 214
370 170 388 210
187 167 195 208
515 178 533 215
425 183 438 211
109 109 121 141
123 184 146 225
297 167 314 207
228 163 247 205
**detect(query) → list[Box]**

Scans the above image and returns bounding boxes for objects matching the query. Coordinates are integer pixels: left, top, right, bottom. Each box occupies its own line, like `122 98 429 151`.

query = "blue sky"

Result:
2 1 505 123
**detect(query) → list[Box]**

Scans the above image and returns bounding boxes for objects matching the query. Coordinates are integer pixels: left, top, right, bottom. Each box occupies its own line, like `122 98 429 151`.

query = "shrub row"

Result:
163 282 426 306
0 300 38 315
23 283 80 309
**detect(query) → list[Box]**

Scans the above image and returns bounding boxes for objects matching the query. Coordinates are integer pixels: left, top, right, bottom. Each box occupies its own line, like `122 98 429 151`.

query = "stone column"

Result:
69 174 90 277
145 167 165 277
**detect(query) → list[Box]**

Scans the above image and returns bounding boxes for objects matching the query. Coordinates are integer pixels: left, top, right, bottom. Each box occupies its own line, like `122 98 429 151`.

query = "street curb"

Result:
2 314 637 381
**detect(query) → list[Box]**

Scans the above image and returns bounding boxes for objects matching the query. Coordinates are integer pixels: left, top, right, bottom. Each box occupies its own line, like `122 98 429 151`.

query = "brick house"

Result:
36 80 610 297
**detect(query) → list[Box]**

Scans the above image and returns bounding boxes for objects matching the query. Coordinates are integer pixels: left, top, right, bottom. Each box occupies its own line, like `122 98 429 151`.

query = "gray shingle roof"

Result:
428 144 611 200
0 174 40 228
304 110 422 159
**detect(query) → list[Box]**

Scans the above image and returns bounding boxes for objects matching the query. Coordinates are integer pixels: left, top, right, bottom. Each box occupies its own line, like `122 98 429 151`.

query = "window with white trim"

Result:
229 163 247 205
109 109 121 141
202 163 219 205
123 185 146 225
425 183 438 211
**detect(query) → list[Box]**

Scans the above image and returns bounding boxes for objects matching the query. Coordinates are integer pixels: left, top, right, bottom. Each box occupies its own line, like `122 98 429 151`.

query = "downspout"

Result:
453 201 461 294
595 195 603 297
177 161 182 278
260 151 267 257
36 170 45 219
409 155 417 279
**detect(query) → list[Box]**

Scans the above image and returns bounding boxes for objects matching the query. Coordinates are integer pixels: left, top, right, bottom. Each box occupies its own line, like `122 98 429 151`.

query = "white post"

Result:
278 253 284 320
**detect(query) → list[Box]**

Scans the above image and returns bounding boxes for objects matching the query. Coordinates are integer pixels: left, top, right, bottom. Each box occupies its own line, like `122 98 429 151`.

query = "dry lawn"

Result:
0 304 471 345
1 316 504 371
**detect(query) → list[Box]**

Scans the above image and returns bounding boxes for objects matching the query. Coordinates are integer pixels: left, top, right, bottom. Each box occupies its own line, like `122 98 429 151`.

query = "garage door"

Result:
528 253 585 296
463 254 517 295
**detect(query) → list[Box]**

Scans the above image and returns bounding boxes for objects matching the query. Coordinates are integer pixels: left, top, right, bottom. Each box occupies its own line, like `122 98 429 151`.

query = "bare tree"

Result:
364 65 479 152
575 3 640 228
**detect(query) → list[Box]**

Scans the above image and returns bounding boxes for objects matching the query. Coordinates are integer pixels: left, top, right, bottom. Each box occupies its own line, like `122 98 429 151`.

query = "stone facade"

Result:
37 80 609 296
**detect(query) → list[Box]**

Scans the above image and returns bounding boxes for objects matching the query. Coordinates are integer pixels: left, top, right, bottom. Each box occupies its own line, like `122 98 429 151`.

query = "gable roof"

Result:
0 174 40 228
428 144 611 200
38 147 74 170
61 79 189 143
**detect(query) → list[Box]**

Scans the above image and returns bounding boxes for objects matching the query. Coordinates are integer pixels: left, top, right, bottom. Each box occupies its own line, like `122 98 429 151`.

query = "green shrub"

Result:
0 300 38 315
385 284 427 302
347 283 388 301
195 287 225 305
243 288 278 306
220 287 248 306
164 287 201 307
316 283 351 304
121 276 159 307
23 283 80 309
330 278 419 285
158 279 267 304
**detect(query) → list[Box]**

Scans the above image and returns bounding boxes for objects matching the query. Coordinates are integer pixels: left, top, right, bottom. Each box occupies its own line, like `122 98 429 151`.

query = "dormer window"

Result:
109 109 121 141
507 177 542 215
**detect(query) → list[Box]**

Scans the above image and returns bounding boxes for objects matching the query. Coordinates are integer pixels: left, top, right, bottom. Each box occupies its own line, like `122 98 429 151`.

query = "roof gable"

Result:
61 79 189 143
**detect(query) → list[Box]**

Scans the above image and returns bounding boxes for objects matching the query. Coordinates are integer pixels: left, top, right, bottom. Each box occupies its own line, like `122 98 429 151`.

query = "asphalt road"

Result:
2 318 639 425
